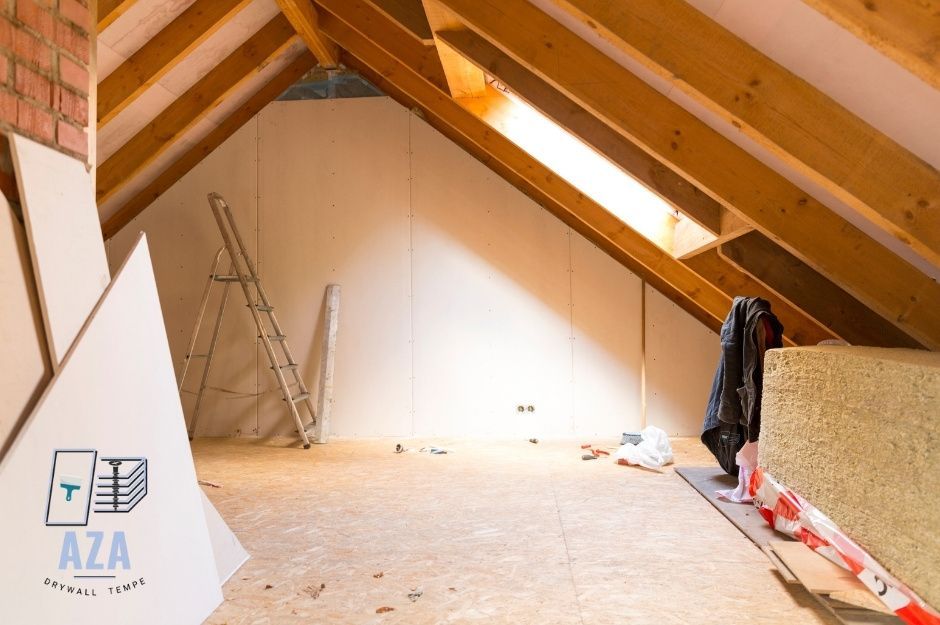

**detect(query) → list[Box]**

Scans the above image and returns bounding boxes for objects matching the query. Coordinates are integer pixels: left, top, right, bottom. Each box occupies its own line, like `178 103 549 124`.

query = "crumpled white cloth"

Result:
716 440 758 503
612 426 674 470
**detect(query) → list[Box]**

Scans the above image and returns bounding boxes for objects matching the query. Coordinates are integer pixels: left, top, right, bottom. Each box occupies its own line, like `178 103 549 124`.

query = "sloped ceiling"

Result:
94 0 940 350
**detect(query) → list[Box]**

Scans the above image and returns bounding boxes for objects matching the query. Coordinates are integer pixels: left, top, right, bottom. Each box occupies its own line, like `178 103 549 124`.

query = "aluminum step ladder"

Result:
177 192 317 448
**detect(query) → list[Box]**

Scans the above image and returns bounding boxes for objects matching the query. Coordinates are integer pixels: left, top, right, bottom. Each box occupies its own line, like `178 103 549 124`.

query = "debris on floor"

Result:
264 584 273 590
408 587 423 602
613 426 674 470
375 606 395 614
198 479 223 488
419 446 452 454
620 432 644 445
580 443 592 449
394 444 407 453
528 438 539 444
302 583 325 599
373 572 384 579
581 454 597 461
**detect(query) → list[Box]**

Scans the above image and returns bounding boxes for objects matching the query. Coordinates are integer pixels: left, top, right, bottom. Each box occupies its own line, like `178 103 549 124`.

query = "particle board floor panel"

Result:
193 437 838 625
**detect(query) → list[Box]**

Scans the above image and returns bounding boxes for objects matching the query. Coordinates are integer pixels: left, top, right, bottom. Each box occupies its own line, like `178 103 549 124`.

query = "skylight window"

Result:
460 82 685 253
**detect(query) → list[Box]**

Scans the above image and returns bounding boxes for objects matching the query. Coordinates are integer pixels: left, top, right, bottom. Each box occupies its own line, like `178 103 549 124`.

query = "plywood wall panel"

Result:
118 96 720 440
569 234 644 436
108 122 261 438
410 115 573 438
644 284 718 436
257 99 413 437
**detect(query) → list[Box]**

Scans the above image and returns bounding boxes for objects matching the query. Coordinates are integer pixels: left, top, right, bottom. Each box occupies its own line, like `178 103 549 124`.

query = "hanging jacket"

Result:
701 296 783 474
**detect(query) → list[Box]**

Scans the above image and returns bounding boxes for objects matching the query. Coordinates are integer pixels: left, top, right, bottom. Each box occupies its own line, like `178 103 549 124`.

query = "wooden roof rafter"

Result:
96 14 298 205
275 0 340 68
548 0 940 269
101 52 317 239
98 0 137 32
433 0 940 350
799 0 940 92
98 0 255 127
311 0 844 347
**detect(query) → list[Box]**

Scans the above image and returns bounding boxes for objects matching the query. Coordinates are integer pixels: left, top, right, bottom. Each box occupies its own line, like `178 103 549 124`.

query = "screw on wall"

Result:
527 405 535 412
517 405 525 412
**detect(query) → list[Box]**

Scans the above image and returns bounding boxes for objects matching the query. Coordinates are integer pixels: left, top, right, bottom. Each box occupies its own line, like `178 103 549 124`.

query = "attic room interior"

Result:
0 0 938 623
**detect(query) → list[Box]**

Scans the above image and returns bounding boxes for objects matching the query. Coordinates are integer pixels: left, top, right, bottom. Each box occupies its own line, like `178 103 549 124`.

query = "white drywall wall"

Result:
109 97 718 438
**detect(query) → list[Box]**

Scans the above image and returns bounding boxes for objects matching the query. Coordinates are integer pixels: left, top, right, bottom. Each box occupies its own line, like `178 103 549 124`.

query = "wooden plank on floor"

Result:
675 466 779 547
769 541 865 595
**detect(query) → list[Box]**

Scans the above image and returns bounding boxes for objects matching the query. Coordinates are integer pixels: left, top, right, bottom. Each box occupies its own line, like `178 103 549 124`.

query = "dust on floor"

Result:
193 437 836 625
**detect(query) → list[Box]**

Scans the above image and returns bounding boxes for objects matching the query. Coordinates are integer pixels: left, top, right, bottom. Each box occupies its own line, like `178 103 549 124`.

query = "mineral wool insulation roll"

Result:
760 346 940 609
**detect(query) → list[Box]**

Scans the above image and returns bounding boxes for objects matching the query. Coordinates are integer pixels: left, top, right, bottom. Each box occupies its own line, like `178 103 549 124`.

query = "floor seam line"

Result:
549 468 586 625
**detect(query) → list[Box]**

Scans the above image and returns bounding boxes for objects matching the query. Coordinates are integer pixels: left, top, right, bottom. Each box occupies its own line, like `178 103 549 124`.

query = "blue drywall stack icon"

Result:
94 457 148 513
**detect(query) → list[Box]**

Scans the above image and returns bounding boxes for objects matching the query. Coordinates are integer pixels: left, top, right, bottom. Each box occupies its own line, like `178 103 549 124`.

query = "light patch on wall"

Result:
459 84 677 252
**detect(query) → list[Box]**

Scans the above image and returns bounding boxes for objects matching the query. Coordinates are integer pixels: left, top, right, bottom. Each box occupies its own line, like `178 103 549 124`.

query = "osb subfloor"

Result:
193 437 837 625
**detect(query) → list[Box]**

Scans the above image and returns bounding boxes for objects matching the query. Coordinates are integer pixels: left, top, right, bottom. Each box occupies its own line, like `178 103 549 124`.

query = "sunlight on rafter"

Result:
459 83 678 252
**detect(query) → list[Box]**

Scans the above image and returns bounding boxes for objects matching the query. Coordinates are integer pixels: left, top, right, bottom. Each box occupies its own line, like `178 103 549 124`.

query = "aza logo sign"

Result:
43 450 149 598
58 531 131 571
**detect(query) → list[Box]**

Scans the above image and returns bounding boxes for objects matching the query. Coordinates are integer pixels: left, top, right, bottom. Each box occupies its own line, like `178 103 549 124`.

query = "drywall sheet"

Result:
201 489 249 584
0 193 50 455
257 99 412 437
10 134 110 367
115 97 719 439
644 284 718 436
569 233 644 435
410 113 573 438
0 236 222 624
108 122 261 438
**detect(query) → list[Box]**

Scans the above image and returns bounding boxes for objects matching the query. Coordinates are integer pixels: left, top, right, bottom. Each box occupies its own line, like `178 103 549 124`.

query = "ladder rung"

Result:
255 304 274 312
187 354 208 359
274 363 298 371
213 275 258 282
265 334 287 341
286 392 310 403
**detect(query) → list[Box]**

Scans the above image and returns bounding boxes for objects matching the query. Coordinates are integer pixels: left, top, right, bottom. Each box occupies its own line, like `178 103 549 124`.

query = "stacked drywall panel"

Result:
0 135 247 622
0 193 49 454
10 135 110 367
0 237 223 624
109 97 717 439
761 346 940 609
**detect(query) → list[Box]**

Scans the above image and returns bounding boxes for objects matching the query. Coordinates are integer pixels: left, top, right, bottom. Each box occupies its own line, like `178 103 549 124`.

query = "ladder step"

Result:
266 334 287 341
213 275 258 282
186 354 208 359
274 363 298 371
286 392 310 403
255 304 274 312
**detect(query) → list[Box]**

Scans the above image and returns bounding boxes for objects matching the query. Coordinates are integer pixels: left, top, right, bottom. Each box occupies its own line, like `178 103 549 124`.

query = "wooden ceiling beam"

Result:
275 0 339 68
437 28 722 235
98 0 136 32
98 0 253 127
313 1 745 337
420 0 486 98
720 232 924 349
549 0 940 268
101 52 317 239
368 0 434 44
435 0 940 350
682 249 835 347
96 14 297 205
800 0 940 91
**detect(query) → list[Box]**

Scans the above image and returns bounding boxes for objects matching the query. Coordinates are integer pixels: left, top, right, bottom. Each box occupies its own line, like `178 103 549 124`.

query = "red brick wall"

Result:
0 0 90 163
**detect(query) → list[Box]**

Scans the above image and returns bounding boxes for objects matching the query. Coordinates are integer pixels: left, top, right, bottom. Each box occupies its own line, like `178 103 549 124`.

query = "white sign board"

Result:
0 237 222 624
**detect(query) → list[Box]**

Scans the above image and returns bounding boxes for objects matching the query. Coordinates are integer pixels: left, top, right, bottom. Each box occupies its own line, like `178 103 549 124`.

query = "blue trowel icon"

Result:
60 475 83 502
